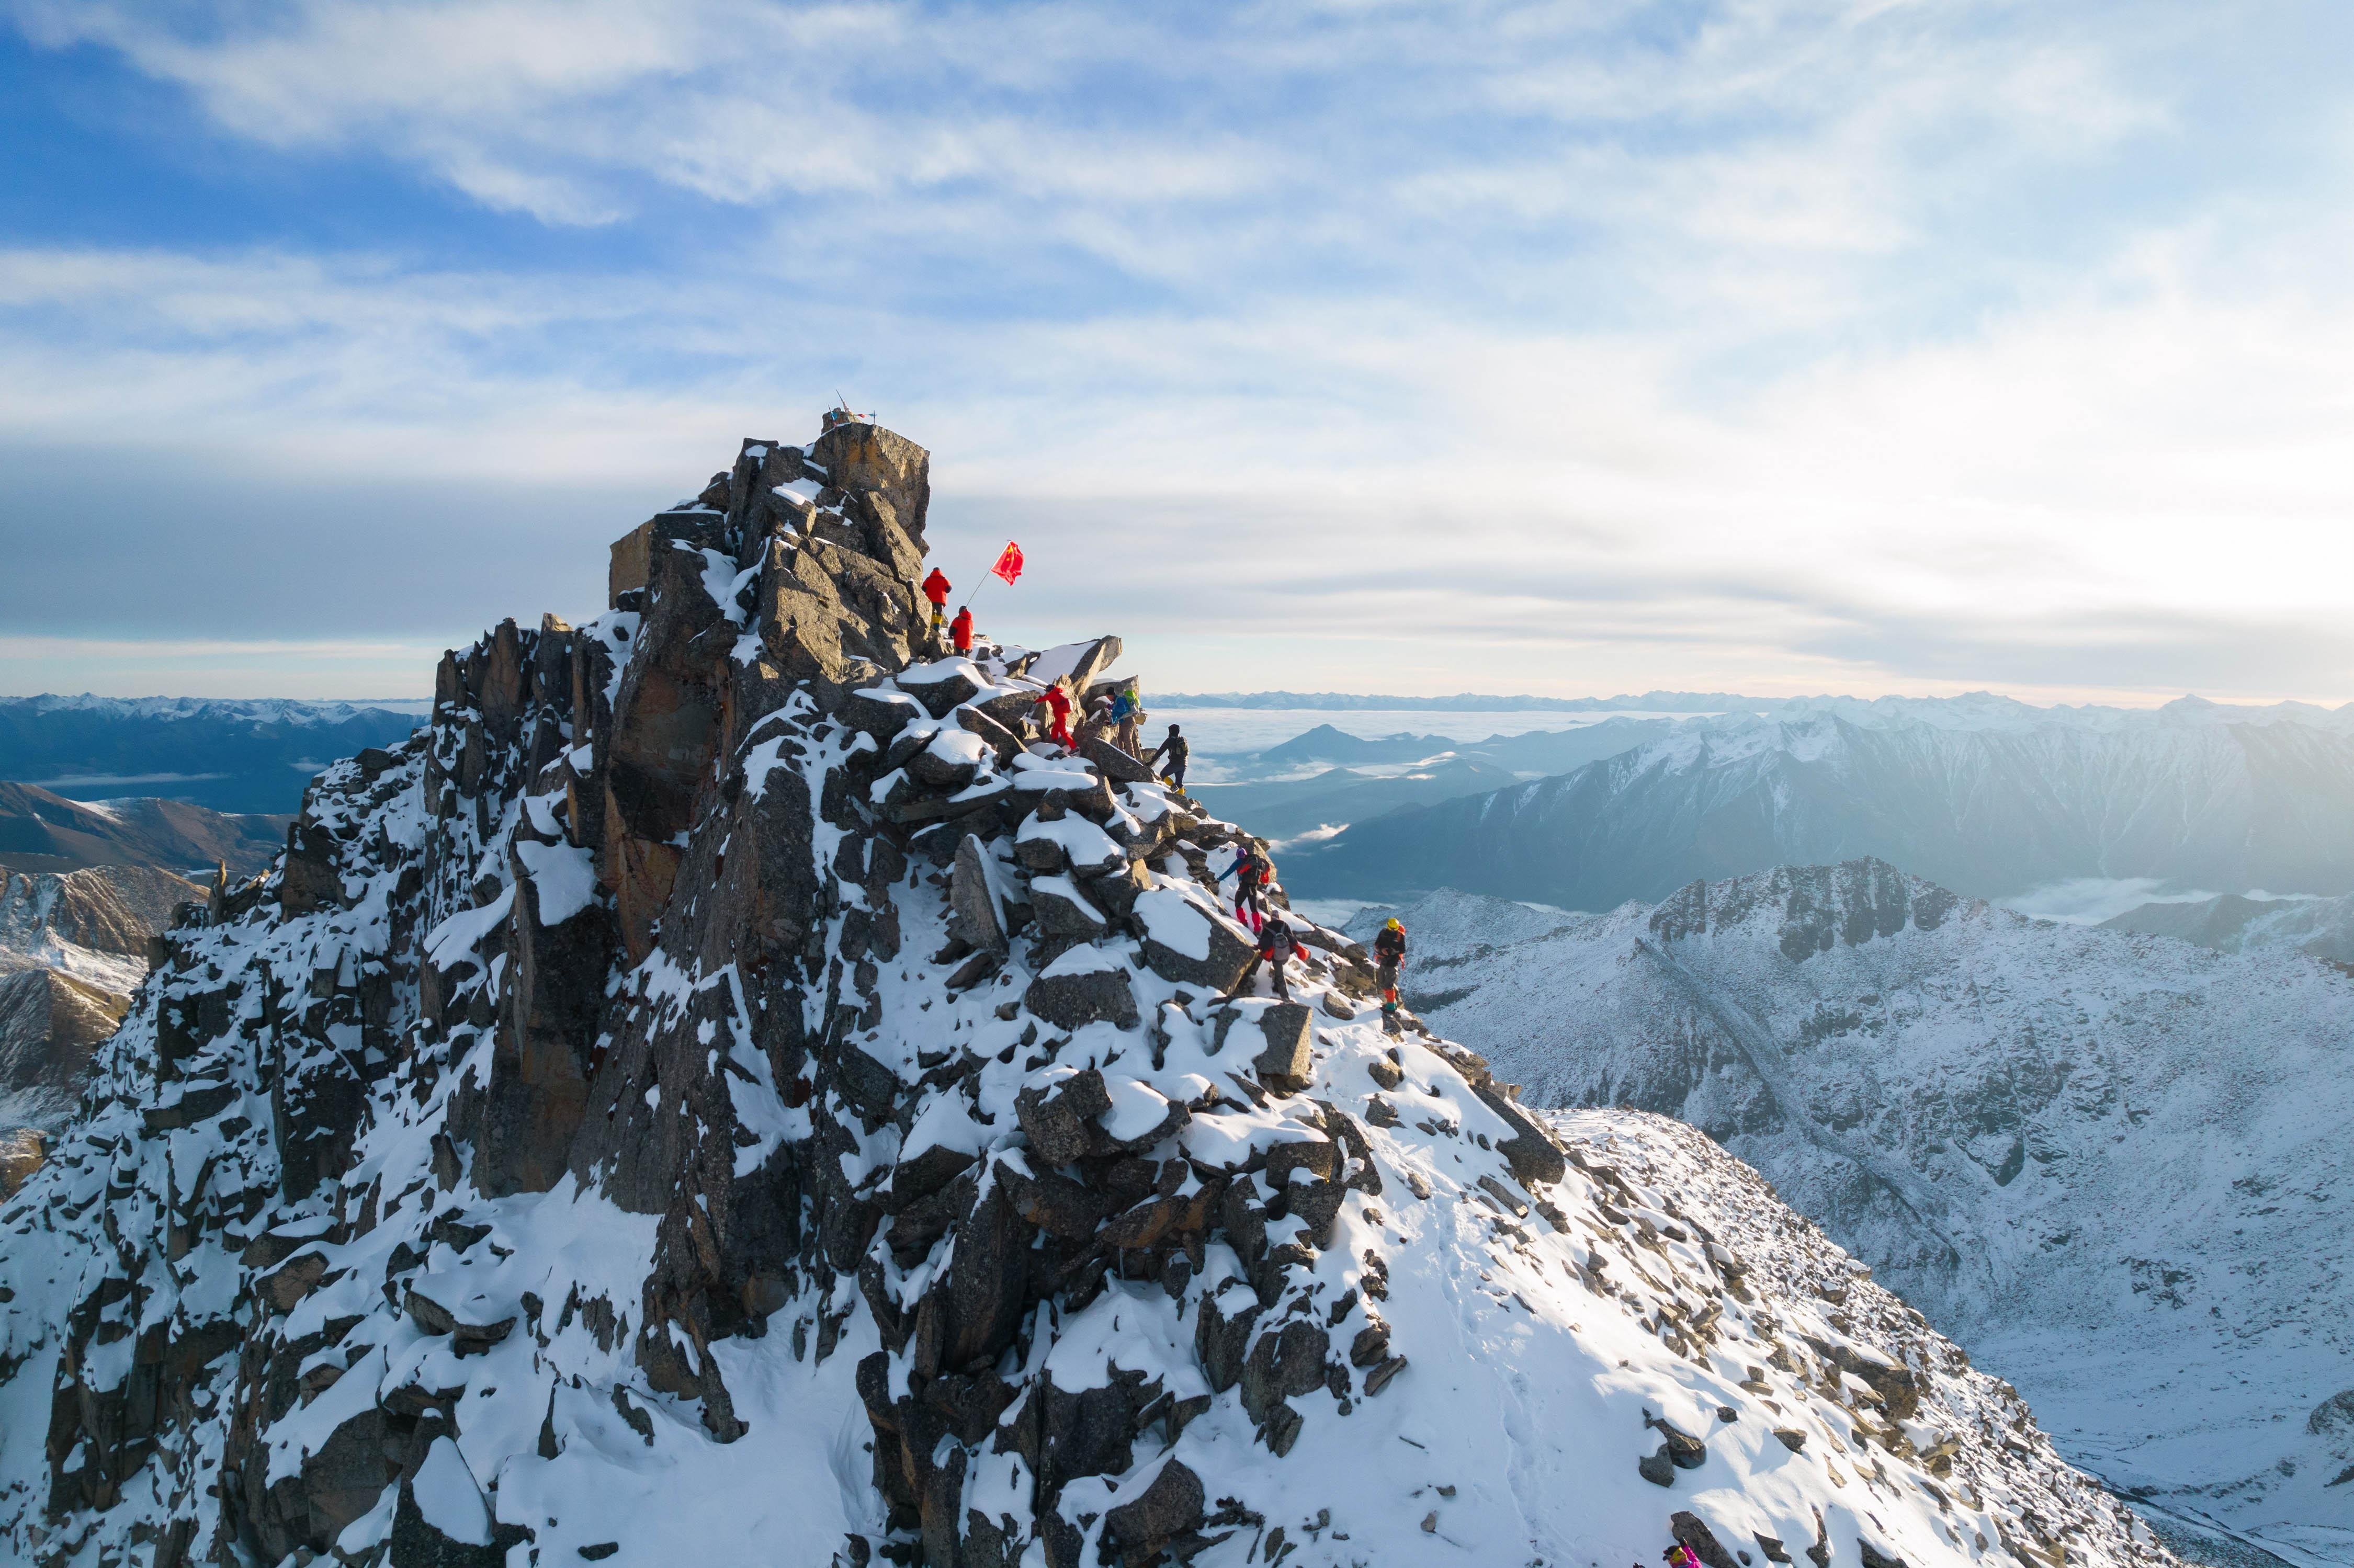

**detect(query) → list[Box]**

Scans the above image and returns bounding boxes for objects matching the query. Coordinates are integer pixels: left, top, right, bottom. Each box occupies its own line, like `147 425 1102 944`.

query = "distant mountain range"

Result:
1237 718 1687 778
1189 756 1520 842
1156 689 1756 710
0 694 424 813
0 783 286 878
1160 688 2354 723
0 701 334 1133
1291 697 2354 906
1190 718 1693 843
2103 892 2354 965
1350 862 2354 1558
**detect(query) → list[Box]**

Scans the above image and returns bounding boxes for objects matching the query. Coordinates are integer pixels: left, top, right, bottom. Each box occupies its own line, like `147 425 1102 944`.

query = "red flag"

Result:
990 541 1025 586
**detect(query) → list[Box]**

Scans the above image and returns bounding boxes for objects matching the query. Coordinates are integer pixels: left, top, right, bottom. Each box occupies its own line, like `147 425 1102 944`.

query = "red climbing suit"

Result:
1034 684 1074 749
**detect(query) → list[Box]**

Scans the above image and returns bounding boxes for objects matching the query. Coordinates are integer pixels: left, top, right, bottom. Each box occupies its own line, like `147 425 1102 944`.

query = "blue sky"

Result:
3 0 2351 703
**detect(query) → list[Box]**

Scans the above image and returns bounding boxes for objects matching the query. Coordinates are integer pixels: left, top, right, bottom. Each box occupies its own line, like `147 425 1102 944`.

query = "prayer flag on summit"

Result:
991 541 1024 585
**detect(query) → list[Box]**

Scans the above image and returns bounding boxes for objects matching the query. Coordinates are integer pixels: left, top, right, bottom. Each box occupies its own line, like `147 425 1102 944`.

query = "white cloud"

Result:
4 1 2353 700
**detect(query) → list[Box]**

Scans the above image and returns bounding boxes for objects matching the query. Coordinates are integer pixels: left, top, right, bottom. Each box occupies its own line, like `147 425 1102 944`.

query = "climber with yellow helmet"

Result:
1373 916 1408 1034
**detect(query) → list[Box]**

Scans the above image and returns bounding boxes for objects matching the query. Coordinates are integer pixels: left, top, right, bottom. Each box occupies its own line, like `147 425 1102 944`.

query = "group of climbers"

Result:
920 567 1196 801
1204 839 1412 1032
914 563 1419 1026
1028 675 1190 796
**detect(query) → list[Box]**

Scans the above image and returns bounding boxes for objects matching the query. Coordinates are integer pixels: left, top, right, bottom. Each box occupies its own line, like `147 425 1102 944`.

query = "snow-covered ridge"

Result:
1361 864 2354 1565
0 427 2171 1568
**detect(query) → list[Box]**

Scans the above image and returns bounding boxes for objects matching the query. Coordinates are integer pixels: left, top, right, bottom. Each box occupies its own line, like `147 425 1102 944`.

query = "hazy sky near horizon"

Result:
3 0 2351 703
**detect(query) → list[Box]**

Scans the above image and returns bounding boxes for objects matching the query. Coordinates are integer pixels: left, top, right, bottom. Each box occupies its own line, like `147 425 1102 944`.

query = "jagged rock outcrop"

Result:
0 422 2174 1568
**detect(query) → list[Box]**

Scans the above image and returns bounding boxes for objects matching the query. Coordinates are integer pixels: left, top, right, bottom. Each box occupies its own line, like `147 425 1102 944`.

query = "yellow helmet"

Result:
1384 917 1402 931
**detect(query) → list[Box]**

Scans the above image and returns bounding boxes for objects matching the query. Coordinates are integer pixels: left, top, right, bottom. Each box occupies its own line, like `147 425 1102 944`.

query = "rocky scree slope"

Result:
1360 866 2354 1563
0 424 2167 1568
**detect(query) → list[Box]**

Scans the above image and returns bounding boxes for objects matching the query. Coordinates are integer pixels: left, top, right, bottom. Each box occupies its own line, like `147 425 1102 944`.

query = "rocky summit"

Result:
0 421 2169 1568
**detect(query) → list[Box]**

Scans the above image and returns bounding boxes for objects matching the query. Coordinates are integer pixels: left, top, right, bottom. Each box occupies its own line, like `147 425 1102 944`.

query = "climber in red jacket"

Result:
921 567 951 649
949 605 974 656
1032 680 1074 751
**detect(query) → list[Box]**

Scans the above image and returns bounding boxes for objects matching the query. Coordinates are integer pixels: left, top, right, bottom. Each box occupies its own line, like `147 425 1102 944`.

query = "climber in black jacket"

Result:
1223 911 1310 1003
1148 724 1190 792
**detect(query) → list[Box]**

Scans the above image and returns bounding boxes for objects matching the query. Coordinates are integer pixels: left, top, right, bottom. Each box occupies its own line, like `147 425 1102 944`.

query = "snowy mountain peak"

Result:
0 423 2171 1568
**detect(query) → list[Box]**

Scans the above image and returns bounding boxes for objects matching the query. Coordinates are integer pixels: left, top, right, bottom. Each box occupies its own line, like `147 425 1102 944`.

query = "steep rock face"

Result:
1291 711 2354 908
1363 864 2354 1558
0 431 2168 1568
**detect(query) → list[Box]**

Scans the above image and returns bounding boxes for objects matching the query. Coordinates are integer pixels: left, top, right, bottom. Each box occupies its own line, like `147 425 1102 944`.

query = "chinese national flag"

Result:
990 541 1025 585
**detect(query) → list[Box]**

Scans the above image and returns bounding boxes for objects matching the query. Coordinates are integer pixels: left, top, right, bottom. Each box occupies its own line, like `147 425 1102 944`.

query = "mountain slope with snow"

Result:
1356 867 2354 1565
1293 709 2354 908
2101 894 2354 965
0 862 202 1129
0 424 2165 1568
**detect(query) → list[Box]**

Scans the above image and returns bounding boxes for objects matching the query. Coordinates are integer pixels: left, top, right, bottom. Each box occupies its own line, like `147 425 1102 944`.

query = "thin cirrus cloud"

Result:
1 0 2351 702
